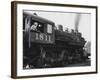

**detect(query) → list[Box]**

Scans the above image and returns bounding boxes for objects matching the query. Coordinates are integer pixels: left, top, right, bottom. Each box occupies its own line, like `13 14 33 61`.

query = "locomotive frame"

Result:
11 1 98 78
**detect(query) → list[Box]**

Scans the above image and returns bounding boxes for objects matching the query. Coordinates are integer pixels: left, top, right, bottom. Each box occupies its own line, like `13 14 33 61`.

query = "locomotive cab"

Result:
23 12 55 45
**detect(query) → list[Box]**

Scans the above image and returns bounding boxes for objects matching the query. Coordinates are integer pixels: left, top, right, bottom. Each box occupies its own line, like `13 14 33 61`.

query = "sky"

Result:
24 10 91 42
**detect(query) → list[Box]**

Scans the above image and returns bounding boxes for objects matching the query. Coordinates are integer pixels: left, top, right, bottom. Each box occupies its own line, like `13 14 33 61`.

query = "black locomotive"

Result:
23 12 88 69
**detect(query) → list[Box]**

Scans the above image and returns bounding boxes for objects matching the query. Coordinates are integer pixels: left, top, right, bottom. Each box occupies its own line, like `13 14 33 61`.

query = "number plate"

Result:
30 32 54 44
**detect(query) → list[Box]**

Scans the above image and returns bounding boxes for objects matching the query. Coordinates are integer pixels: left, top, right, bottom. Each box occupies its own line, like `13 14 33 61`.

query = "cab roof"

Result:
23 12 55 25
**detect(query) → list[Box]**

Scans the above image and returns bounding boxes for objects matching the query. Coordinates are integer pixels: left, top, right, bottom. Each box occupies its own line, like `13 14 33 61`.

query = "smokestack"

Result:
75 14 81 33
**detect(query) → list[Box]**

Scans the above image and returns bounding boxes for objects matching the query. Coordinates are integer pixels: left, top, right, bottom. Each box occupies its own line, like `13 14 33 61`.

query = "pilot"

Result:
31 22 38 31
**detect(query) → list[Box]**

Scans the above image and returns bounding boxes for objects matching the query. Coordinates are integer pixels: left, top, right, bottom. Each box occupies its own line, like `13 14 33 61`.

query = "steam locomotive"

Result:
23 12 88 69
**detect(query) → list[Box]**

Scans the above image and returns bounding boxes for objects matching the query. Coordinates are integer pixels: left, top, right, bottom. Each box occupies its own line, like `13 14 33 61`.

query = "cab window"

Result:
30 18 44 33
47 24 52 34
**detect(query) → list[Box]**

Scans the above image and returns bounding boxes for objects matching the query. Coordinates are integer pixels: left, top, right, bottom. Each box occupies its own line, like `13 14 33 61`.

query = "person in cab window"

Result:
31 22 38 31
